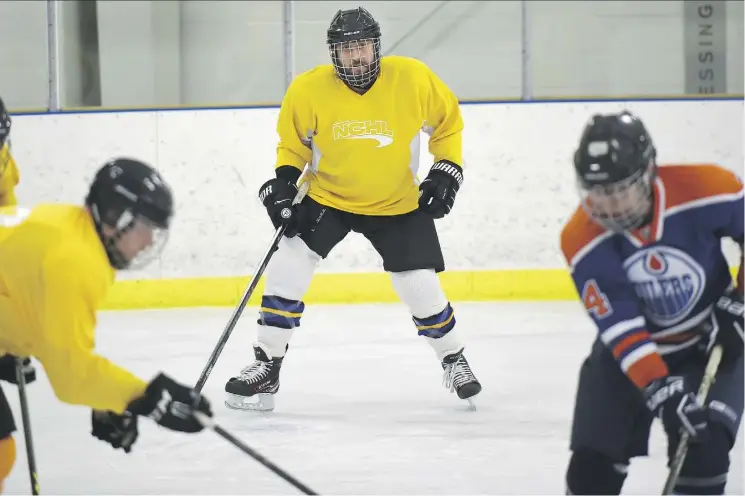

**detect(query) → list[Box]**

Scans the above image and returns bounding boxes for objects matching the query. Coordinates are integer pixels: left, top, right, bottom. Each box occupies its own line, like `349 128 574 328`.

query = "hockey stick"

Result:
193 175 310 393
661 344 724 495
15 358 40 495
193 411 318 495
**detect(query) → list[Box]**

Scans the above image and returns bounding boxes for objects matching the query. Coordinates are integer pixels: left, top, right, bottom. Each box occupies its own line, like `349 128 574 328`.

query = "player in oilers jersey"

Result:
0 159 213 491
224 6 481 411
560 111 744 495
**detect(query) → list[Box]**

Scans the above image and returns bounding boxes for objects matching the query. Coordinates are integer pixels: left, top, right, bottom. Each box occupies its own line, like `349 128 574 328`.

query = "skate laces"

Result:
443 355 475 392
238 360 271 384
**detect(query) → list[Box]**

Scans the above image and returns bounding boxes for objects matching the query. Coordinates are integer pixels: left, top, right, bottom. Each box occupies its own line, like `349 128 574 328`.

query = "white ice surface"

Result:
2 302 743 495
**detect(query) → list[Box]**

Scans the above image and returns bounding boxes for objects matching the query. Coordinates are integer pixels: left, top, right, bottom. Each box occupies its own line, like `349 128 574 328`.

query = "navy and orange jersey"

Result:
561 164 744 389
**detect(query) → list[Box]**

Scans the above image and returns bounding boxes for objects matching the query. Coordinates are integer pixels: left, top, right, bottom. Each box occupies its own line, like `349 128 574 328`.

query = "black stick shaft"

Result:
193 178 309 393
194 412 318 495
214 423 318 495
193 224 285 393
15 358 40 495
661 345 723 494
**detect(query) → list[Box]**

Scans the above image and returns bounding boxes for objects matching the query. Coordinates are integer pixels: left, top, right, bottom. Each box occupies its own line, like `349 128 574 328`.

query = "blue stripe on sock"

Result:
413 304 456 338
262 295 305 314
258 295 305 329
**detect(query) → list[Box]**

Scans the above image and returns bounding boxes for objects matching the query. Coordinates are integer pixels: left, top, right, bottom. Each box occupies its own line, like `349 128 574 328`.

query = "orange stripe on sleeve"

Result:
612 331 649 359
626 353 669 389
560 207 607 266
660 164 744 209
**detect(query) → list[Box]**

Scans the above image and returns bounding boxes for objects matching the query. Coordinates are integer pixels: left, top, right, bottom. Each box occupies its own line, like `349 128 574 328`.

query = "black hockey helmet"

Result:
327 7 382 91
0 97 11 175
573 111 657 232
85 158 174 270
0 97 10 150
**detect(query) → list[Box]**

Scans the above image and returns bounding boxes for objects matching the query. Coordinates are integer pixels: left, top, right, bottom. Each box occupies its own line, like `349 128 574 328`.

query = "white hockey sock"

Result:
257 325 294 359
389 269 465 361
389 268 448 317
424 327 465 361
255 235 320 359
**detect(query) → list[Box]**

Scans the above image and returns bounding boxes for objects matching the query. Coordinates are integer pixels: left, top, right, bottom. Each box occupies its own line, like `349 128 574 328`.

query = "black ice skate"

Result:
224 343 283 411
442 348 482 408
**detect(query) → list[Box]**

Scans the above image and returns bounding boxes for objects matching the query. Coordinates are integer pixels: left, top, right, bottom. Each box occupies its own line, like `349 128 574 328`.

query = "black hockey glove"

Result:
125 373 213 433
91 410 138 453
644 375 709 442
418 160 463 219
0 355 35 385
258 166 304 237
711 289 744 367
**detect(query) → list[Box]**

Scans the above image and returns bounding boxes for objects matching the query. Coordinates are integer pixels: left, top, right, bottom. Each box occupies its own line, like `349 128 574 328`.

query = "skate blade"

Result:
224 392 275 412
466 398 477 411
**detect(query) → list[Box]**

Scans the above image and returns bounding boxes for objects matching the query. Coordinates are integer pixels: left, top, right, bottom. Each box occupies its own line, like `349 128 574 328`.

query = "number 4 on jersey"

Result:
581 279 613 319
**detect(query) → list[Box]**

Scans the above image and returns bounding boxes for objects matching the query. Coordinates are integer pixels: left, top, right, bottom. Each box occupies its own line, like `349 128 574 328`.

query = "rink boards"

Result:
102 269 577 309
100 267 741 309
9 96 743 310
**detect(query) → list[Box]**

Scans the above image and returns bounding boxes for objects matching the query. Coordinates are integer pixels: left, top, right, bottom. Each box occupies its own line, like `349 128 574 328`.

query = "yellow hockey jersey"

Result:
0 204 147 414
0 143 19 207
275 55 464 215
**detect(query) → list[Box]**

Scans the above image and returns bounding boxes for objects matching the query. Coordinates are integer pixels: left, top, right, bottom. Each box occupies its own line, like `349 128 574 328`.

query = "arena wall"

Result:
10 97 743 309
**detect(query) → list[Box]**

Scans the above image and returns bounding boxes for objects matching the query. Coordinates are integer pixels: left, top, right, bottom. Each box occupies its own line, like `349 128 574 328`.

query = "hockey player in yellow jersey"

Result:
225 6 482 412
0 98 20 208
0 158 213 491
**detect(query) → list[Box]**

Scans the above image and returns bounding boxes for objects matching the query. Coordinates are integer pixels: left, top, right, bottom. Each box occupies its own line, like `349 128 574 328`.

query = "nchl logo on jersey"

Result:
623 246 707 327
332 120 394 148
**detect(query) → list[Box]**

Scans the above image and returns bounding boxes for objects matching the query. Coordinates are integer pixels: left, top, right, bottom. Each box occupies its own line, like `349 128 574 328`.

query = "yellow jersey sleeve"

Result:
421 65 464 167
0 144 19 207
275 74 316 173
36 246 147 414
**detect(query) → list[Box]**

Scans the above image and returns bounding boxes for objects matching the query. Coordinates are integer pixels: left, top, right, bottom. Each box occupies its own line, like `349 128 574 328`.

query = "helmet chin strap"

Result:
104 234 130 270
90 204 137 270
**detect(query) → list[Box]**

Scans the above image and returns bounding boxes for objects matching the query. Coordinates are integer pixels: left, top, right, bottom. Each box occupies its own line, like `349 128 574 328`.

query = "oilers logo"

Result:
623 246 706 327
